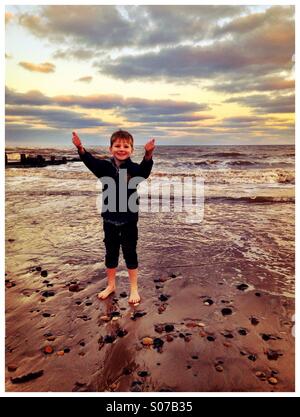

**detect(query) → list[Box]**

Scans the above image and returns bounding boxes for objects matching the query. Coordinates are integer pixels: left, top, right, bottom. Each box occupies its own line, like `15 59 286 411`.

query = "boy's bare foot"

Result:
97 285 116 300
129 288 140 304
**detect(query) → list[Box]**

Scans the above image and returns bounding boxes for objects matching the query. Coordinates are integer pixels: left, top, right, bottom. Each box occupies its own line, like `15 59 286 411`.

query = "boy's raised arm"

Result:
72 131 105 178
138 138 155 179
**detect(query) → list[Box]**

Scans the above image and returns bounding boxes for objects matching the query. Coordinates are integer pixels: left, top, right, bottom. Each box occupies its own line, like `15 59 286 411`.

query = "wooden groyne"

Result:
5 153 80 168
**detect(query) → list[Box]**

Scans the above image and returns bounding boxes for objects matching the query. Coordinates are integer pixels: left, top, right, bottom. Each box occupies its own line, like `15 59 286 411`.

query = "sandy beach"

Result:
5 145 295 392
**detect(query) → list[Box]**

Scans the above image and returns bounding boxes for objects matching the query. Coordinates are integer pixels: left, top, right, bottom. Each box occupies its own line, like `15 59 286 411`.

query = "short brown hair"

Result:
110 130 134 147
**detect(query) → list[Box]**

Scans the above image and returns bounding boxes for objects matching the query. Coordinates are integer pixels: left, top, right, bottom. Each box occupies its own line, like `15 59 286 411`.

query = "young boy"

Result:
72 130 155 304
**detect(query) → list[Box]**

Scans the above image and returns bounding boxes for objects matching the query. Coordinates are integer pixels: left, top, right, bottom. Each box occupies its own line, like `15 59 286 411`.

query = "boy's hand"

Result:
72 131 85 154
144 138 155 156
72 131 82 148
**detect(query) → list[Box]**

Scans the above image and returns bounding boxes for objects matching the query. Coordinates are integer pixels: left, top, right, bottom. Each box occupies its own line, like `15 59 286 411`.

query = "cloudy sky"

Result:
5 4 295 146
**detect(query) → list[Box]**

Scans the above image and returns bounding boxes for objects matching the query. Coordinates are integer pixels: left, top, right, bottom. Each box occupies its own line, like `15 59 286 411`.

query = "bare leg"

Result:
128 268 140 304
97 268 116 300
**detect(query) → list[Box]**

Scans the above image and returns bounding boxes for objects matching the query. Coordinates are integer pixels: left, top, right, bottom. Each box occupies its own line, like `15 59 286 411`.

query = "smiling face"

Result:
110 137 133 162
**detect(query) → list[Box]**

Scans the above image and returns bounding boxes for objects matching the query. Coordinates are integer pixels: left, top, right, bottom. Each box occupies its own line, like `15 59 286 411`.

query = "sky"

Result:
5 4 295 146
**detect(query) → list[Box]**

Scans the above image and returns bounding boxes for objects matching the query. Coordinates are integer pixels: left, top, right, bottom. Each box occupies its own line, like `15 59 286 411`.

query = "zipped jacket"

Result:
79 148 153 223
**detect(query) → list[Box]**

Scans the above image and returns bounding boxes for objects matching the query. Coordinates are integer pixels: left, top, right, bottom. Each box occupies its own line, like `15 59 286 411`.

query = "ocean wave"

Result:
205 196 295 204
200 152 244 157
226 160 255 166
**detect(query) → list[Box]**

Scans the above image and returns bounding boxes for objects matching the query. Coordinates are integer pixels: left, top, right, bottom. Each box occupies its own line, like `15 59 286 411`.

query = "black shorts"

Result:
103 220 138 269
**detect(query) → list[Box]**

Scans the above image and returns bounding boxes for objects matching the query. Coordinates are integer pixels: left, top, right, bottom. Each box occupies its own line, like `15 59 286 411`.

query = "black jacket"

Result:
79 149 153 223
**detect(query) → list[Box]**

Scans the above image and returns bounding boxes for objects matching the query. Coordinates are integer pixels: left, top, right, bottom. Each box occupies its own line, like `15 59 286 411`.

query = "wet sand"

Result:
5 167 295 391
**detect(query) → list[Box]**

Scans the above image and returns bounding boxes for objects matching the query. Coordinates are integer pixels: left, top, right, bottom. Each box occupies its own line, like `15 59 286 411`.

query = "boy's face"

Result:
110 138 133 161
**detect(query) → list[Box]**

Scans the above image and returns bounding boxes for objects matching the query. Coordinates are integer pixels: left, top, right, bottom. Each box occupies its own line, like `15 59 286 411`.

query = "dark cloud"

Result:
18 6 135 48
18 5 246 50
15 5 294 97
6 87 208 117
225 93 295 114
209 75 294 94
6 105 110 129
6 87 52 106
19 61 56 73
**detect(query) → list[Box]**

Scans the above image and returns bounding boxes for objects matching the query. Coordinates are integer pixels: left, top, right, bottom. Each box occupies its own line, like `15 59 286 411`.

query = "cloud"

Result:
6 105 111 129
15 5 295 97
6 86 208 115
53 47 96 60
18 6 135 47
224 93 295 114
18 5 247 50
209 75 294 94
18 61 56 73
75 76 93 83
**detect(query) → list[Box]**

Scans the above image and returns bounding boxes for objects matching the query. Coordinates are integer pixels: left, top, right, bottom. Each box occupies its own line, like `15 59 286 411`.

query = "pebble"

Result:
266 350 280 361
100 315 111 322
120 291 127 298
166 335 173 342
153 338 164 348
250 317 259 325
110 311 120 317
36 266 42 271
238 328 248 336
223 342 231 347
215 365 223 372
248 354 257 361
170 273 177 278
159 294 169 302
131 311 147 320
236 283 249 291
165 324 174 332
112 317 119 321
186 322 197 328
41 270 48 277
198 322 205 328
158 305 166 314
223 333 234 339
199 331 206 337
268 377 278 385
64 347 70 353
255 292 261 297
123 367 132 375
42 312 51 318
221 308 232 316
184 335 192 342
142 337 153 346
56 351 64 356
207 336 215 342
117 329 127 337
138 371 150 377
155 325 164 333
47 336 56 341
69 284 81 292
41 290 55 297
11 370 44 384
203 299 214 306
43 345 54 354
255 371 266 378
7 364 18 372
104 335 115 344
